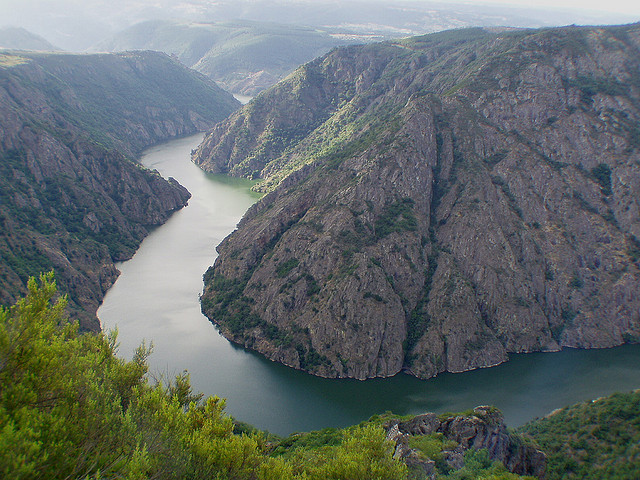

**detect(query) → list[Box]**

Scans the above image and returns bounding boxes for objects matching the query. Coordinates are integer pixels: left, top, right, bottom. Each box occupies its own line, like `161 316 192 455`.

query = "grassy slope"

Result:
519 390 640 480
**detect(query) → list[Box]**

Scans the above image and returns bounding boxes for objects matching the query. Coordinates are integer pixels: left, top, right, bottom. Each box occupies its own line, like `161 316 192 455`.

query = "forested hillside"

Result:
194 23 640 379
0 50 239 329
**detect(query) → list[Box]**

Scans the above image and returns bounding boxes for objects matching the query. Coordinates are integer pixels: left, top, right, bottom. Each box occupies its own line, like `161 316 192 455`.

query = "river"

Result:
98 133 640 436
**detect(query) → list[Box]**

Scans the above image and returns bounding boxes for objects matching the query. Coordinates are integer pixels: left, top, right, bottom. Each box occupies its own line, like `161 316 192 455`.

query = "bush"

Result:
590 164 612 196
0 273 409 479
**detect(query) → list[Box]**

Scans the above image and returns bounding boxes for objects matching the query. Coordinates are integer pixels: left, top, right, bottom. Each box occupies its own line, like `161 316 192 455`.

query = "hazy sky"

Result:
1 0 638 52
439 0 640 16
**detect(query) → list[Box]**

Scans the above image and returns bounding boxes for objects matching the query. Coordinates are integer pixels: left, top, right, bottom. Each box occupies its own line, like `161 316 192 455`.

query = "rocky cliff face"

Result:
195 24 640 379
0 50 239 329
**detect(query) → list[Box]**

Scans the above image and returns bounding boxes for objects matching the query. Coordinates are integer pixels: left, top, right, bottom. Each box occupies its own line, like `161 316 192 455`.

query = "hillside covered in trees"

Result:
519 390 640 479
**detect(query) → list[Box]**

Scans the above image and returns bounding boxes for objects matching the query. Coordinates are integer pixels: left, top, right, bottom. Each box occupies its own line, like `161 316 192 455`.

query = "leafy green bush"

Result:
276 258 300 278
441 449 534 479
590 164 612 196
0 273 409 479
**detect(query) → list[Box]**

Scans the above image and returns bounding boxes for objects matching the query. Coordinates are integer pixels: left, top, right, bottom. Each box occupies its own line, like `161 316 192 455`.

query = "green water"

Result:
98 134 640 436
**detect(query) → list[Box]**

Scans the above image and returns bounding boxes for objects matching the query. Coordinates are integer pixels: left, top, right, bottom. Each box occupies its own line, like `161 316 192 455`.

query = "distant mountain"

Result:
0 26 59 51
91 20 358 95
0 50 239 329
194 24 640 380
3 0 635 56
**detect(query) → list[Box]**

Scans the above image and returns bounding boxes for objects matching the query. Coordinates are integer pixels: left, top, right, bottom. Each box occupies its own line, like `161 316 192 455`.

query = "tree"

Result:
0 272 410 479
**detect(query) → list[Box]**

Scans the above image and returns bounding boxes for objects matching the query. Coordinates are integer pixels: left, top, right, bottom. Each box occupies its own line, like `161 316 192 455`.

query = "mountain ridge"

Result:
0 50 239 329
194 23 640 379
91 19 358 95
0 26 60 51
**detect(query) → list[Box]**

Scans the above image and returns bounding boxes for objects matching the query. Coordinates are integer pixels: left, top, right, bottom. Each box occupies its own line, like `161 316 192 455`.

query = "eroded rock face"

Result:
385 407 547 478
0 50 238 329
196 24 640 379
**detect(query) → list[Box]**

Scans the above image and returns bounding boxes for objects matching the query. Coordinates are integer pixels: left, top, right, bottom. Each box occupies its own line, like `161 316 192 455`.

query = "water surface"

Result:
99 134 640 436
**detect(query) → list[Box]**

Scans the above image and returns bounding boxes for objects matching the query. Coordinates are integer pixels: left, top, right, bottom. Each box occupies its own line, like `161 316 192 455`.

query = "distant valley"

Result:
91 20 359 95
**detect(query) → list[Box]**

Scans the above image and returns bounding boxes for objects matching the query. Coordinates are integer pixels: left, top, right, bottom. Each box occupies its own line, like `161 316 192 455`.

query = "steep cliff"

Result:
0 50 239 329
195 24 640 379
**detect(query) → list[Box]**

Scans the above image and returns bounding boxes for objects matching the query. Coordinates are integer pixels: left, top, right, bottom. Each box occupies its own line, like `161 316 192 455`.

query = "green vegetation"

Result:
491 176 523 219
364 291 387 303
404 253 438 360
628 235 640 263
409 433 458 471
0 273 407 479
276 258 300 278
568 275 584 289
202 269 328 366
200 272 261 336
568 75 626 104
590 164 612 196
0 53 30 67
366 412 536 480
399 27 490 52
519 391 640 480
10 273 640 479
439 449 533 480
374 198 418 239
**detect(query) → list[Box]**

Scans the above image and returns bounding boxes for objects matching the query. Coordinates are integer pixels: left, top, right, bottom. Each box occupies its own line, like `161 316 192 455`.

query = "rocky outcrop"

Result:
385 406 546 478
0 50 239 329
196 24 640 379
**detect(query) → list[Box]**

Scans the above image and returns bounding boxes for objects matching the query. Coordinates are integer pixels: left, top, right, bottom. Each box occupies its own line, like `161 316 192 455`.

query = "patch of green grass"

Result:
374 198 418 239
590 164 612 196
